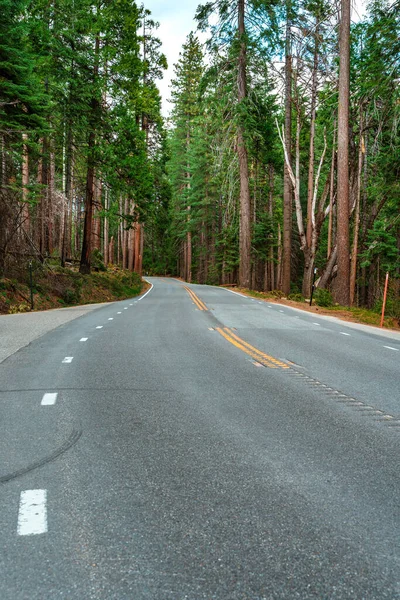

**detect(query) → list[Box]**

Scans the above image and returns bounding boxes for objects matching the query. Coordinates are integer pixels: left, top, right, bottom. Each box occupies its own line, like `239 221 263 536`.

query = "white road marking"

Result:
313 322 320 326
124 307 128 310
383 415 394 419
340 332 351 336
108 318 113 321
383 346 399 351
80 338 88 342
17 490 47 536
279 310 285 313
41 393 57 406
268 305 273 308
96 326 103 329
129 303 133 306
117 311 122 314
62 357 73 363
137 282 154 301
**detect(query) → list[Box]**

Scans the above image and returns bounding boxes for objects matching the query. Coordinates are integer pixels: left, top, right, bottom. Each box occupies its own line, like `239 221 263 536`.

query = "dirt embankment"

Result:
0 268 145 315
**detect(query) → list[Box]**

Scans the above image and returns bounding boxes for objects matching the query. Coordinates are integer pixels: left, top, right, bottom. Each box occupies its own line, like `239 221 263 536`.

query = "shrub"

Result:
91 248 106 271
9 302 30 314
269 289 286 299
61 288 80 304
288 293 305 302
314 288 333 307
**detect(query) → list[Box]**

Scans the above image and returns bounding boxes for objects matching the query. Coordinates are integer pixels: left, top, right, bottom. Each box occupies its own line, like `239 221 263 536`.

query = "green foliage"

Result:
288 293 305 302
91 248 106 271
314 288 334 307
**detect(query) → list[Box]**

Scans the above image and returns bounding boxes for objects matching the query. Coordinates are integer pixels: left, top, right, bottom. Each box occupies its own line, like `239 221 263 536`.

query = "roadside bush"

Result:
374 293 400 320
288 293 305 302
91 248 107 271
314 288 334 307
61 288 80 305
269 289 286 299
9 302 30 313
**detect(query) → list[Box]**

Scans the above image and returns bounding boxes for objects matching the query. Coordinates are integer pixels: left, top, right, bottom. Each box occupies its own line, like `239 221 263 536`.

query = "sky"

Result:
144 0 368 117
143 0 203 116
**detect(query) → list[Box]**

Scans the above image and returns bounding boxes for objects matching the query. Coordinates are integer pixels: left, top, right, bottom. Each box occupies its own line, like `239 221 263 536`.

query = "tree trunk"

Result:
350 109 364 305
79 129 95 274
122 196 128 269
80 33 100 275
282 2 292 296
21 134 30 234
237 0 251 288
327 120 336 259
306 18 319 248
103 187 109 265
334 0 351 304
92 176 102 251
134 223 141 273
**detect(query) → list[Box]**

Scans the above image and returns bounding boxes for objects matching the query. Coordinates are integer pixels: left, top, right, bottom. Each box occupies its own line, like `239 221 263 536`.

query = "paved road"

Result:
0 278 399 599
0 302 111 363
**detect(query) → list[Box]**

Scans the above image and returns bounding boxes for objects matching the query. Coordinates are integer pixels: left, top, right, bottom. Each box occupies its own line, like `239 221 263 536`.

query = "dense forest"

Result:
1 0 399 313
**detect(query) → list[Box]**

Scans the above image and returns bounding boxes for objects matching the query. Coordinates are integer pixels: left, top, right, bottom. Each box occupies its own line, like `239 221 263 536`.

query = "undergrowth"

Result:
0 267 143 314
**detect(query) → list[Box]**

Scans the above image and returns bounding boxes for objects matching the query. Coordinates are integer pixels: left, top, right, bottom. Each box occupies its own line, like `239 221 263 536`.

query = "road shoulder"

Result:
0 303 112 363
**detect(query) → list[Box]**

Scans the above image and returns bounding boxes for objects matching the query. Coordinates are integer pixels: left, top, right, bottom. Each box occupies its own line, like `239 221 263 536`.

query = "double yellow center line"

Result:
216 327 289 369
183 286 208 311
183 286 286 369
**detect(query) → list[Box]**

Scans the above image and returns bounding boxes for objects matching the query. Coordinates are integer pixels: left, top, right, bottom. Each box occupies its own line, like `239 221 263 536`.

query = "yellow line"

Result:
183 286 208 311
216 328 289 370
185 287 204 311
223 328 289 369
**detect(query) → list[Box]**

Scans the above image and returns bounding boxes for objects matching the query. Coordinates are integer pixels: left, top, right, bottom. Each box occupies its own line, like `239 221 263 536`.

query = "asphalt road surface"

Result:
1 277 399 599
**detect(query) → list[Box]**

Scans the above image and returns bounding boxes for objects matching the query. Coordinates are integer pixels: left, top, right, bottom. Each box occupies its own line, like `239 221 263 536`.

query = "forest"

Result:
0 0 399 315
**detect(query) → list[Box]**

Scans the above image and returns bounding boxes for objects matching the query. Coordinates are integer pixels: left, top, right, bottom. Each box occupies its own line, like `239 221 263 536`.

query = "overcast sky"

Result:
144 0 368 117
143 0 202 116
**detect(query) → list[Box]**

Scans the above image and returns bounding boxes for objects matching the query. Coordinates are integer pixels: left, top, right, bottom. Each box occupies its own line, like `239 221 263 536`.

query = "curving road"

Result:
0 277 399 599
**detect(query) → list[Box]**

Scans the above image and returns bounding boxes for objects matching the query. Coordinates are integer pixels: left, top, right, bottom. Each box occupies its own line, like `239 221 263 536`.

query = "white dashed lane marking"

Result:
80 338 88 342
41 393 57 406
96 326 103 329
62 357 73 363
340 332 351 336
17 490 47 536
108 318 113 321
313 323 320 326
124 307 128 310
117 312 122 314
384 346 399 352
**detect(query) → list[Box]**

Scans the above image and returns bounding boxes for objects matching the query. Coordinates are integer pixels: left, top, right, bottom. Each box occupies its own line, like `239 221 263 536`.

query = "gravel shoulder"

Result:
0 302 112 363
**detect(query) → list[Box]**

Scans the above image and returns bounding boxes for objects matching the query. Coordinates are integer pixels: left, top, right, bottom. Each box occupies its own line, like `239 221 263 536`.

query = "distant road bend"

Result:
0 277 399 599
